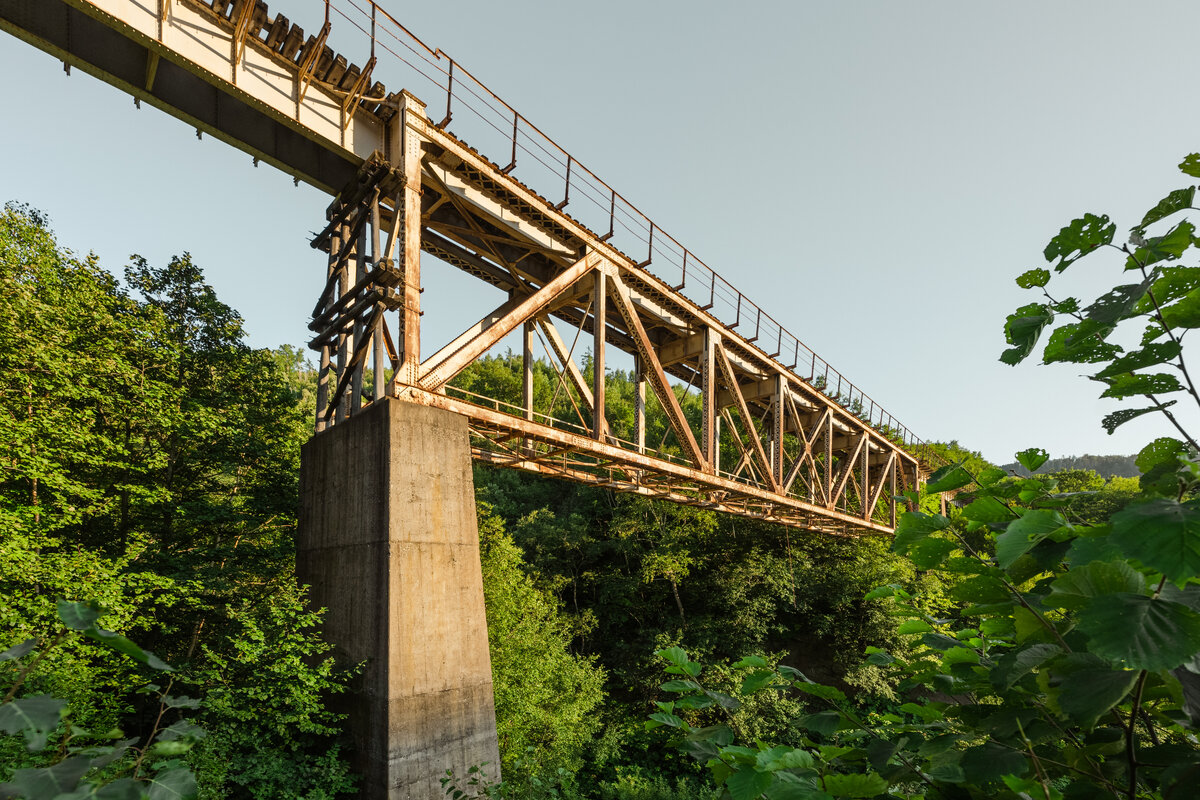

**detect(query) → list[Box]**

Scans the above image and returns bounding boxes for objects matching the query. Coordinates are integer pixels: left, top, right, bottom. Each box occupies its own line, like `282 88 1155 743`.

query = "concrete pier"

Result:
298 398 501 799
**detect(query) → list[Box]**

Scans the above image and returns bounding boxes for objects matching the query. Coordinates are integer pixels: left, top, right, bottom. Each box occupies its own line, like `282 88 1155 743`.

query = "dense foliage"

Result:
13 148 1199 800
643 155 1200 799
0 202 923 799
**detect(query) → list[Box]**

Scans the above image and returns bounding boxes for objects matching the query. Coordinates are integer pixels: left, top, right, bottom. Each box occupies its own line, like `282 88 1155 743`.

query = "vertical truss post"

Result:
315 222 340 432
634 355 646 455
860 437 870 520
592 267 606 442
522 321 535 422
772 376 785 488
824 413 833 505
370 190 386 403
349 223 366 415
396 92 427 388
701 327 718 470
890 458 899 527
336 223 354 422
713 414 722 474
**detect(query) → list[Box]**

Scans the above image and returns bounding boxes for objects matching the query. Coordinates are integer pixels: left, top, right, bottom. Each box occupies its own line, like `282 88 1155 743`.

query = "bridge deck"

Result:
0 0 940 536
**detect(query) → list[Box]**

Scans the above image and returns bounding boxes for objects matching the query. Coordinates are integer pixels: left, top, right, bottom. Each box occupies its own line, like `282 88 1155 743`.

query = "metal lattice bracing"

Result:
310 98 921 537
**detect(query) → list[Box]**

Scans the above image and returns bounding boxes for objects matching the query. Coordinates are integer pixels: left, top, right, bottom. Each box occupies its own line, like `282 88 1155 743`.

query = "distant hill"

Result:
1000 453 1139 479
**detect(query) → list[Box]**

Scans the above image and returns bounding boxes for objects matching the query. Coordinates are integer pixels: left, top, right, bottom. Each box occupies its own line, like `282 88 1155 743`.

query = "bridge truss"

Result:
1 0 938 537
310 101 923 536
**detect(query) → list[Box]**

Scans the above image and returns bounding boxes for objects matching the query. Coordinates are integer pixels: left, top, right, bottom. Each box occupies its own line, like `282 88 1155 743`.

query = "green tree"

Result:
0 205 355 798
478 505 606 780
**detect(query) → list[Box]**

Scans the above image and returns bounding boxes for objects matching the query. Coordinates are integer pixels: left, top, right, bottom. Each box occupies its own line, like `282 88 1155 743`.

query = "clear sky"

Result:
3 0 1200 465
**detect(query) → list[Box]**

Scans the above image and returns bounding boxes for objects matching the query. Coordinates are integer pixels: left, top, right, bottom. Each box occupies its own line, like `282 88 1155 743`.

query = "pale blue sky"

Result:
3 0 1200 465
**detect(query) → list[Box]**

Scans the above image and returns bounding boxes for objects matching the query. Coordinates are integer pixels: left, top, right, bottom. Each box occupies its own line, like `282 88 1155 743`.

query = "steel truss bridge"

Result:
1 0 941 537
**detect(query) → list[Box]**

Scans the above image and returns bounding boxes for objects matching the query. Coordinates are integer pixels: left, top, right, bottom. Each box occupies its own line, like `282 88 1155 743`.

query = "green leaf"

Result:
1137 266 1200 311
163 695 201 710
959 742 1028 782
1126 220 1195 269
1044 213 1116 271
84 628 173 672
820 772 887 798
792 683 847 703
863 585 899 601
0 758 90 798
1077 593 1200 671
996 509 1068 568
704 690 740 710
1094 341 1182 378
1058 668 1139 729
1042 322 1122 365
658 647 689 667
962 496 1013 524
758 746 814 771
925 465 973 494
892 512 949 555
952 575 1010 605
741 670 777 694
648 712 685 729
798 710 842 736
908 536 957 570
992 643 1061 690
1046 561 1146 611
765 775 829 800
977 466 1009 486
896 620 932 635
1016 268 1051 289
1179 154 1200 178
0 638 36 662
1095 371 1182 399
1111 498 1200 585
0 695 66 751
1138 187 1196 230
732 655 768 669
727 768 773 800
1102 402 1176 435
864 650 894 666
661 680 701 693
95 778 152 800
1081 275 1156 326
146 767 198 800
1016 448 1050 472
57 600 101 631
1001 303 1054 365
922 633 965 652
1066 530 1123 566
1158 289 1200 330
941 647 979 668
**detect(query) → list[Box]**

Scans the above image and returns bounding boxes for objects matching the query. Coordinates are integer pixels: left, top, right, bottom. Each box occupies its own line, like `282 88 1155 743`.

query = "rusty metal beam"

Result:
418 252 598 391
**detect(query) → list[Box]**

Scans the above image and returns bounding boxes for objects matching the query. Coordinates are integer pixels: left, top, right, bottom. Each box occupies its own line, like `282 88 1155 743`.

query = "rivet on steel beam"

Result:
134 97 141 109
63 61 70 75
253 157 259 167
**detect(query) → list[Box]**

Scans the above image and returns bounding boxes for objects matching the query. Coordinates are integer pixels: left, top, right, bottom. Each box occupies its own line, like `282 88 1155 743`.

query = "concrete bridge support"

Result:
298 397 501 799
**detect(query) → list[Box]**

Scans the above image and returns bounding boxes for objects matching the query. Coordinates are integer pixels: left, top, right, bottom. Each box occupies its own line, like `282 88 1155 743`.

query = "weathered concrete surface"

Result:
298 398 500 799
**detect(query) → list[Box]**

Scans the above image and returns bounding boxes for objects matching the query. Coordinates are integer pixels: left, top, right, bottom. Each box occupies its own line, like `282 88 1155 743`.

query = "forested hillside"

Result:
1001 453 1139 478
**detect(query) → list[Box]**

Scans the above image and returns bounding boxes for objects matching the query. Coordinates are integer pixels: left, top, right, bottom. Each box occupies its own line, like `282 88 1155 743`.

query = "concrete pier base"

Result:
298 397 501 799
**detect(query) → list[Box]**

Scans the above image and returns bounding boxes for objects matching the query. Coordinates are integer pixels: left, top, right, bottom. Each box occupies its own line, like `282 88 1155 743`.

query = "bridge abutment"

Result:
298 397 501 799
